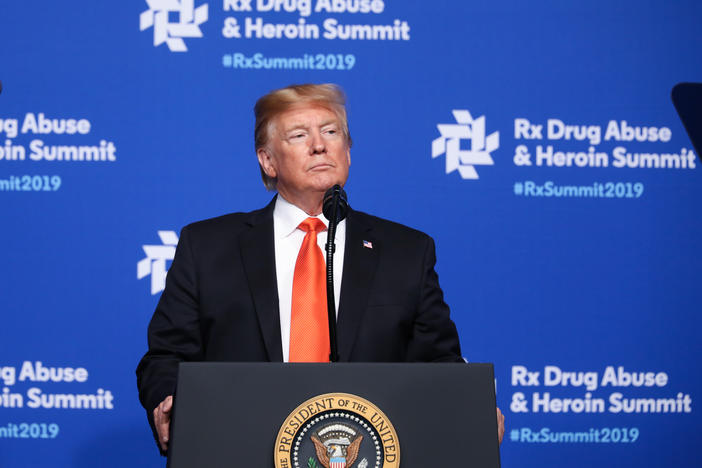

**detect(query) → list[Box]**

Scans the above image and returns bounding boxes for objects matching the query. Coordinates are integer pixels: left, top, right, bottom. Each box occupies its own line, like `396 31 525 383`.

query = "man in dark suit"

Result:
136 83 504 453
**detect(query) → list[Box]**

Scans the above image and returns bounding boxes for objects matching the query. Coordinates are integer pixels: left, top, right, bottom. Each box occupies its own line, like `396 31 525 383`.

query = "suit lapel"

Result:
337 209 379 361
239 198 283 362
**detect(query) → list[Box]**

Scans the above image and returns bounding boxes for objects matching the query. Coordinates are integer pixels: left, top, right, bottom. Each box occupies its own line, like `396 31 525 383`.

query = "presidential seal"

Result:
275 393 400 468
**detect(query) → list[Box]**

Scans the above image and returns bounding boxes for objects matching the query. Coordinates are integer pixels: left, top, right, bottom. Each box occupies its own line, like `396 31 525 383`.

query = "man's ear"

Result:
257 147 277 179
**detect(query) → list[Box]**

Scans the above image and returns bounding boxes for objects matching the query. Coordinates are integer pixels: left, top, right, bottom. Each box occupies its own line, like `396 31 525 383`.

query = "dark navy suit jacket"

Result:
136 198 463 445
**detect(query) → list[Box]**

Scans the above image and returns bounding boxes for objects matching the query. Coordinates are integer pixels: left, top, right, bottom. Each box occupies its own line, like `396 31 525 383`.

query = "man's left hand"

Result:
496 407 505 444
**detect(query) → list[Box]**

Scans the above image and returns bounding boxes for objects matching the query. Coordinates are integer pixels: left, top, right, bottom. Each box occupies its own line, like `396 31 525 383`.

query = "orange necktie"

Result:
289 217 330 362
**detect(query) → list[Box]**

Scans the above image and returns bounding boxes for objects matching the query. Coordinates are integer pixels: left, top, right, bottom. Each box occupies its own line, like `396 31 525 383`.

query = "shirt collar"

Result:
273 194 329 239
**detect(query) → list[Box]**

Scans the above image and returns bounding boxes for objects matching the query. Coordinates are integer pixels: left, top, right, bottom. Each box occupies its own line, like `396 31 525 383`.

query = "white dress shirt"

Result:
273 195 346 362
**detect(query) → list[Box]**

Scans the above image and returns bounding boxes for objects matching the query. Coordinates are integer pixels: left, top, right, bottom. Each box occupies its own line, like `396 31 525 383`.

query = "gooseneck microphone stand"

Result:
322 185 348 363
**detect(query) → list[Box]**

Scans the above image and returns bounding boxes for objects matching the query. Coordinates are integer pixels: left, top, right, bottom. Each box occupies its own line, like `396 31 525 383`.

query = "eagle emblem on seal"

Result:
310 423 364 468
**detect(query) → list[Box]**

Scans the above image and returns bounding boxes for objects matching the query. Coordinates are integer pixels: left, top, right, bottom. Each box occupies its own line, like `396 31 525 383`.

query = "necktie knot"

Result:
298 217 326 233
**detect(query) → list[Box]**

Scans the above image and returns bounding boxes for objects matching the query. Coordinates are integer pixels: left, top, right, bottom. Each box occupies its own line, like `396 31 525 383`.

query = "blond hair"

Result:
254 83 352 190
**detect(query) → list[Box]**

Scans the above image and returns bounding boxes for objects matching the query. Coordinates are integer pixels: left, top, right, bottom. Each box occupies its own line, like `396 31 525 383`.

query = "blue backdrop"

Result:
1 1 700 466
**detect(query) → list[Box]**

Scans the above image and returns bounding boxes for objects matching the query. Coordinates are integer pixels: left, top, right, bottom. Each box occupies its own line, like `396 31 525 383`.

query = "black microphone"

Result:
323 185 348 223
322 184 348 362
0 80 3 95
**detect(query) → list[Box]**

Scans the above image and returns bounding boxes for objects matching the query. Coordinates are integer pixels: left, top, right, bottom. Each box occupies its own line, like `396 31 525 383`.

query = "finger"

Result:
154 400 173 451
496 408 505 444
162 395 173 414
157 415 170 450
157 407 171 435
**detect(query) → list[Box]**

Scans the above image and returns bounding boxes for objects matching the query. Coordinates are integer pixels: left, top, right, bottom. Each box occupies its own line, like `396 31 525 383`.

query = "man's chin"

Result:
308 174 347 191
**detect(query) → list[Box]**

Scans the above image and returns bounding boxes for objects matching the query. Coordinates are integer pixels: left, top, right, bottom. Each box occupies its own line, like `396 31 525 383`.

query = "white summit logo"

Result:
432 110 500 179
138 231 179 295
140 0 209 52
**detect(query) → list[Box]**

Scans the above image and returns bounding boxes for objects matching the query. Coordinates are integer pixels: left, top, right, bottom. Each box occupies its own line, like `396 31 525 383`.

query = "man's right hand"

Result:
153 395 173 452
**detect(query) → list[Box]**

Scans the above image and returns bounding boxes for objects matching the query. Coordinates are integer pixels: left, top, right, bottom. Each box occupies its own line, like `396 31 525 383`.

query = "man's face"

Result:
257 105 351 206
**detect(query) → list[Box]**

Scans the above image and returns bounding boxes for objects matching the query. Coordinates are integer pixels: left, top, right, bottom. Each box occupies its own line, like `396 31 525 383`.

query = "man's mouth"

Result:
309 163 334 171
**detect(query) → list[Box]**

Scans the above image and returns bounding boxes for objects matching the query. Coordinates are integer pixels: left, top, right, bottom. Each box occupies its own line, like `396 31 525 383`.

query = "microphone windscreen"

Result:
323 185 348 222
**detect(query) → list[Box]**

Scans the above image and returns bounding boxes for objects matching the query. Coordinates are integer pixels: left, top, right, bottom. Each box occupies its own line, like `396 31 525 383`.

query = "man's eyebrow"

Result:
283 119 339 133
282 123 308 133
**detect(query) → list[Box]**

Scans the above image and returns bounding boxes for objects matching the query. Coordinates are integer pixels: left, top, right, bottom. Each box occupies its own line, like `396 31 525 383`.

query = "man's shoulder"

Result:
349 209 432 244
181 204 272 239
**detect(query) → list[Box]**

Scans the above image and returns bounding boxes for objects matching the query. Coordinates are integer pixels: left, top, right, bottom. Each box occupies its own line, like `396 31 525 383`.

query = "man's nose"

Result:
309 131 326 154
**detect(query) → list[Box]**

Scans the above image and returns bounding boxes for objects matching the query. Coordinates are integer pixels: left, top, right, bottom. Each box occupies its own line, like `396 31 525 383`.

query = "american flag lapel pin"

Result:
363 240 373 249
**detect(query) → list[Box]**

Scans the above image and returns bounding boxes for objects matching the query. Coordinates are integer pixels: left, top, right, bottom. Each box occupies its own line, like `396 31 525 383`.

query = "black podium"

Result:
167 362 500 467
